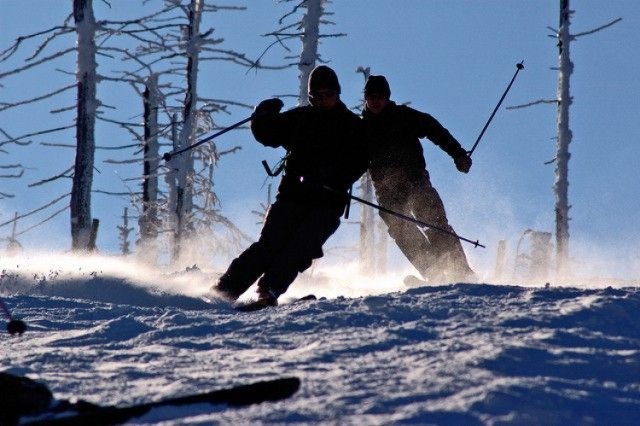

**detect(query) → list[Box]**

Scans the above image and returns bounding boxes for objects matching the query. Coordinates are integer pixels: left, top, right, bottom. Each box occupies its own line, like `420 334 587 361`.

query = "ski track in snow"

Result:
1 263 640 425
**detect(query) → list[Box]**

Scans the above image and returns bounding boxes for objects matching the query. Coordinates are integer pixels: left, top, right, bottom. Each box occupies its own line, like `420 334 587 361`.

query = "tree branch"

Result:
0 168 24 179
14 205 69 237
0 83 76 112
0 129 33 147
0 47 76 80
28 166 74 187
0 25 73 62
1 125 74 145
507 99 558 110
0 192 70 228
573 17 622 38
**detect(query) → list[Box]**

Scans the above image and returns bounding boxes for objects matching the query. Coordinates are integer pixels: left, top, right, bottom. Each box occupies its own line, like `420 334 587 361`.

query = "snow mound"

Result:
2 263 639 424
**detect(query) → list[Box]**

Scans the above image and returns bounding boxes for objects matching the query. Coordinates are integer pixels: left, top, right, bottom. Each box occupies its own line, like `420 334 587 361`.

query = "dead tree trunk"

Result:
167 113 181 263
172 0 203 262
554 0 572 278
139 74 160 258
70 0 98 251
297 0 322 106
119 207 133 255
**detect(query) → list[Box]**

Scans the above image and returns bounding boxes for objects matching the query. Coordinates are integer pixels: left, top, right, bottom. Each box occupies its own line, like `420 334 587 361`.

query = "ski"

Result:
235 294 317 312
23 377 300 425
234 299 275 312
293 294 317 303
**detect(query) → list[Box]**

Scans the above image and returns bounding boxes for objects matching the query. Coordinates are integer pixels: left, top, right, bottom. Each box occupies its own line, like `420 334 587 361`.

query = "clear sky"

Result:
1 1 638 280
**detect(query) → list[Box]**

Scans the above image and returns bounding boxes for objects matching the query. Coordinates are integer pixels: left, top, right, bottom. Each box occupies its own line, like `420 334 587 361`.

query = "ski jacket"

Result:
251 100 368 211
362 101 466 182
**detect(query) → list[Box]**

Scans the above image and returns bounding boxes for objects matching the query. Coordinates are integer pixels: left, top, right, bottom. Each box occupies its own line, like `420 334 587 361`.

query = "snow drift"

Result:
1 254 639 424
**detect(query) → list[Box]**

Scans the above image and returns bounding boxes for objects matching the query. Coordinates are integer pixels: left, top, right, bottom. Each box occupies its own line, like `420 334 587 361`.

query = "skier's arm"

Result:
250 98 287 148
410 107 471 172
409 107 464 157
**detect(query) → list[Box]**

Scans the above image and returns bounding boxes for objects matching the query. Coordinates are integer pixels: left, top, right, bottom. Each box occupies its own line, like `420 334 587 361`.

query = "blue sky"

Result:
1 1 638 279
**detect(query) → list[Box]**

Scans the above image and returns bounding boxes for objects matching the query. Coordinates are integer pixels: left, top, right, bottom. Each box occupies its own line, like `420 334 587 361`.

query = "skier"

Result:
362 75 475 283
213 65 368 310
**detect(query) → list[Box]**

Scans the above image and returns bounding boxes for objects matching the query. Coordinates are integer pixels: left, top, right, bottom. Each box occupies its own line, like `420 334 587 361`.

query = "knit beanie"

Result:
364 75 391 98
308 65 341 95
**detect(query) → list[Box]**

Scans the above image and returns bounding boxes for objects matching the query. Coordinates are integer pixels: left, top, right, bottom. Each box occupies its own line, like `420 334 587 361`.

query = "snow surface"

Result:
1 254 639 425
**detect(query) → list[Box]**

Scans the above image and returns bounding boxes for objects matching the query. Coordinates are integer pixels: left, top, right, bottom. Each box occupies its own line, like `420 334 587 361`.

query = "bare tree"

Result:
0 0 137 250
261 0 346 105
0 1 259 261
0 1 96 249
138 74 161 259
71 0 99 250
118 207 133 255
99 0 261 264
508 0 621 279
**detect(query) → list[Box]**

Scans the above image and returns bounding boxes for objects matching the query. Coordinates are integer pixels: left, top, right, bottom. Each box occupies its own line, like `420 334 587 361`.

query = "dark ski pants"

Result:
216 199 341 299
373 168 474 282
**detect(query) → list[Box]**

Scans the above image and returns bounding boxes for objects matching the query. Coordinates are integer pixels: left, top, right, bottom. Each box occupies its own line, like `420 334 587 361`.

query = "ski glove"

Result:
254 98 284 116
454 152 472 173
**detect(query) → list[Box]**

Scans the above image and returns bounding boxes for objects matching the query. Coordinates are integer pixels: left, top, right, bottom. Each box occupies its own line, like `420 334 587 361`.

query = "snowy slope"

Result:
1 255 639 425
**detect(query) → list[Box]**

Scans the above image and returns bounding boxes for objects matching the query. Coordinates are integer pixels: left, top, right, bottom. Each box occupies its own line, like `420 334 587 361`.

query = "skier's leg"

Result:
374 175 437 279
214 201 306 300
410 171 475 282
256 206 341 298
378 208 435 278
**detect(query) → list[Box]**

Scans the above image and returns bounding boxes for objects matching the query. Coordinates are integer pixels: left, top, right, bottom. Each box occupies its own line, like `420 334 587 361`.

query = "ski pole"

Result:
162 113 256 162
0 296 27 335
468 61 525 157
321 184 485 248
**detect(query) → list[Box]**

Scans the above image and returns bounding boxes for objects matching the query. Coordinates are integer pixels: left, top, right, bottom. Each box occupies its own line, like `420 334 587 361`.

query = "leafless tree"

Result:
104 0 257 265
508 0 620 279
0 0 259 262
117 207 133 255
0 1 93 248
260 0 346 105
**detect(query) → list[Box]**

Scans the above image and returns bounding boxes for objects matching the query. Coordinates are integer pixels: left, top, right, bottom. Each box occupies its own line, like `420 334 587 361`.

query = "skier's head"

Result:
364 75 391 115
364 75 391 99
308 65 340 109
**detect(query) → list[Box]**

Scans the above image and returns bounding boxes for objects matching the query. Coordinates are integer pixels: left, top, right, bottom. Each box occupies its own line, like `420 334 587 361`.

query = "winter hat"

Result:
364 75 391 98
308 65 341 96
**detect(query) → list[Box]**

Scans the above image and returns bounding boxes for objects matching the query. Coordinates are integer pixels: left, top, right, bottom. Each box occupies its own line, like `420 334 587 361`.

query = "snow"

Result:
1 254 639 424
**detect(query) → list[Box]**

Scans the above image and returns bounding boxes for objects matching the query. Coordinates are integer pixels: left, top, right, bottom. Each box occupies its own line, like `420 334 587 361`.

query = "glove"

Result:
454 152 472 173
254 98 283 116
